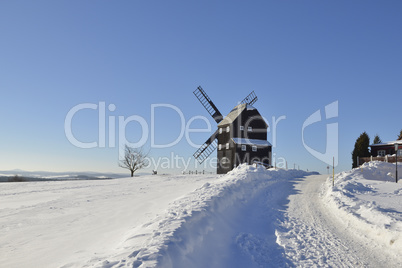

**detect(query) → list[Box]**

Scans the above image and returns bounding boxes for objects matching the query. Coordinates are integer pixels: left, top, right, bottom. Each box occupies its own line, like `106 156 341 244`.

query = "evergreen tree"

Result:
352 132 370 168
373 134 382 144
398 129 402 140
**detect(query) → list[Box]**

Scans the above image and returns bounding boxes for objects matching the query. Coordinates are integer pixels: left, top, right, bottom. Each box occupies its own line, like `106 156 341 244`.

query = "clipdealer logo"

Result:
301 101 338 167
63 101 288 170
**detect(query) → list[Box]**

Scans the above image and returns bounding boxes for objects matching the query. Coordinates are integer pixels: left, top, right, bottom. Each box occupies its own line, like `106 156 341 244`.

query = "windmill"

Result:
193 86 271 174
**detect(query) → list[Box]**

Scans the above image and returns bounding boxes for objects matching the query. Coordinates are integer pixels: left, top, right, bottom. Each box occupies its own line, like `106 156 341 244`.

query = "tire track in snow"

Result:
276 175 393 267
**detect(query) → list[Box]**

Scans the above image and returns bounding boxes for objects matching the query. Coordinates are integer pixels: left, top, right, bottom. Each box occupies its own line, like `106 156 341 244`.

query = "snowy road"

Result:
277 174 402 267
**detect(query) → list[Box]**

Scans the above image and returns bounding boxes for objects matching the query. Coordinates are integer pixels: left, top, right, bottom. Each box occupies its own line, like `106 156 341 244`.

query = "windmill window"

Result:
226 126 230 132
226 143 229 150
240 126 244 131
252 146 257 152
218 144 222 150
377 150 385 157
248 127 252 132
241 145 246 151
219 128 222 134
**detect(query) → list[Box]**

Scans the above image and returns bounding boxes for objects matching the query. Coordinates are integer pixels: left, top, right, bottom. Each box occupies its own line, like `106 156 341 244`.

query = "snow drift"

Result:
92 164 315 268
322 161 402 260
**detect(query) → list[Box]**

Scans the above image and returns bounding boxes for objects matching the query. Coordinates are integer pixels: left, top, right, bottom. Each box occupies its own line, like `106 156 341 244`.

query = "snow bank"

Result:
89 165 315 268
322 161 402 259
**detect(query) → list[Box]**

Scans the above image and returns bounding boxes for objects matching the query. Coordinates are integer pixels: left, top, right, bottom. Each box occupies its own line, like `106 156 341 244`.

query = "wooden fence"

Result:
358 155 399 166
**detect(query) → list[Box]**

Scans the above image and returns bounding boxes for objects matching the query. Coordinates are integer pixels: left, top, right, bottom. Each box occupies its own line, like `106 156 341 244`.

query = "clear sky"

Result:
1 1 401 175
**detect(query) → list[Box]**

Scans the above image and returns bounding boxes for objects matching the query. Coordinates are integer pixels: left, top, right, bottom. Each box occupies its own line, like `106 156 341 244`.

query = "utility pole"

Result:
332 157 335 187
395 143 399 183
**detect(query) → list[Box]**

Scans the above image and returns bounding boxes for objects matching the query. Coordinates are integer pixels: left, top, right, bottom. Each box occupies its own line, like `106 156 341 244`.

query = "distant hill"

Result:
0 169 134 182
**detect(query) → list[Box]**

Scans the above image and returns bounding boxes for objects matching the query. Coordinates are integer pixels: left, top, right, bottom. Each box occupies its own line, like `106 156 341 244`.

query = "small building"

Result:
217 103 271 174
193 87 272 174
370 140 402 157
358 140 402 166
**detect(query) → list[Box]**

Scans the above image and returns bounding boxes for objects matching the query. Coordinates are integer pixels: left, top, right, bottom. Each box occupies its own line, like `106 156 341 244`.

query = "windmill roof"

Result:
232 138 272 147
218 103 260 127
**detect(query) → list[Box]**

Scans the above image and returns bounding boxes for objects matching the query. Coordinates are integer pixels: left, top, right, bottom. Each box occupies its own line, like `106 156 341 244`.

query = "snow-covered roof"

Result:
218 103 266 127
370 140 402 147
218 104 247 126
232 138 272 147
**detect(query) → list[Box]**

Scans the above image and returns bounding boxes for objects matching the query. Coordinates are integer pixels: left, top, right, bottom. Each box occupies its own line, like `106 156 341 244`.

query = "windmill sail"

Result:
240 91 258 106
193 86 223 123
193 129 219 163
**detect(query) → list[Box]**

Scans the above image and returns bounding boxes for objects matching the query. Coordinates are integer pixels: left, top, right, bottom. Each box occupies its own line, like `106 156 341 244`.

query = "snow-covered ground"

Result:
0 173 217 267
1 162 401 267
276 162 402 267
320 161 402 266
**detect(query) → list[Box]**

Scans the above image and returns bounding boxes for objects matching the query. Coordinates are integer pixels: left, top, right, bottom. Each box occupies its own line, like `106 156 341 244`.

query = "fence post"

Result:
357 156 360 167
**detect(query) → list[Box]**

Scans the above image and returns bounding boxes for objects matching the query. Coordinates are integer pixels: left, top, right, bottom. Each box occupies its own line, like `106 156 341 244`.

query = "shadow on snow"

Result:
156 174 309 268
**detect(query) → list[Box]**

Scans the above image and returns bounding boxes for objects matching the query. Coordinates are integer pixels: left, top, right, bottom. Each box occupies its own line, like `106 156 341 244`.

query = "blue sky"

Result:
1 1 401 175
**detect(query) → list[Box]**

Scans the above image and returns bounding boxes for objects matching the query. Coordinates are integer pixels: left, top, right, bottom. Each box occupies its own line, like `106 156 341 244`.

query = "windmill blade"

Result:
193 129 219 163
193 86 223 124
240 91 258 106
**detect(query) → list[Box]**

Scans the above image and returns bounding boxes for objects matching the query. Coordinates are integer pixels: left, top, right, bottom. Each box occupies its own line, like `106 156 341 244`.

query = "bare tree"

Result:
119 145 148 177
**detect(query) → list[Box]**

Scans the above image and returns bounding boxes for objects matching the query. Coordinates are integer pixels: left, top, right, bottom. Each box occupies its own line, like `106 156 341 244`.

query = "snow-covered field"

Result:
1 162 401 267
